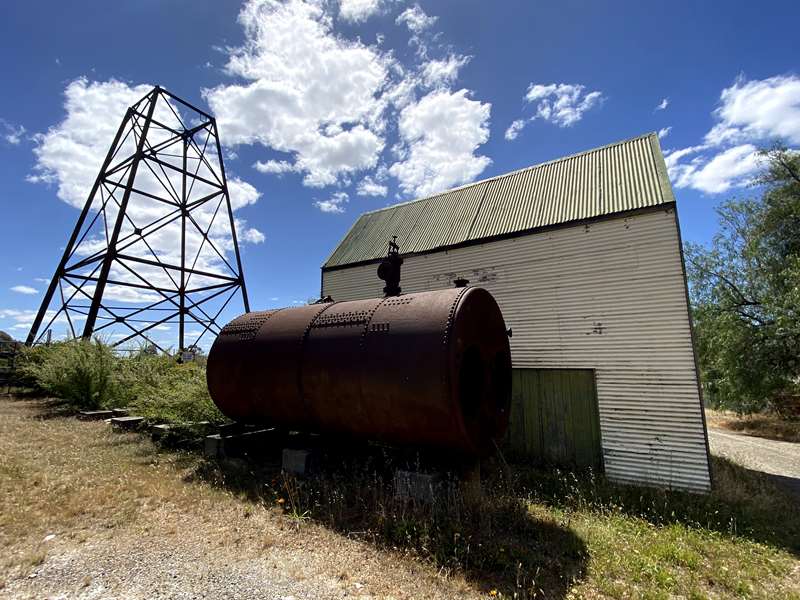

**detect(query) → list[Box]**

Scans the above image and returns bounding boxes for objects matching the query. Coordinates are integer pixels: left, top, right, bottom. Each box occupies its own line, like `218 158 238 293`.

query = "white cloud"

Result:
28 78 262 252
504 83 603 140
420 54 470 88
201 0 491 203
228 177 261 210
239 226 266 243
504 119 526 141
665 75 800 194
28 78 264 211
658 126 672 139
667 143 761 194
705 75 800 146
0 308 83 338
663 144 706 169
204 0 390 188
396 4 437 33
356 175 388 197
338 0 383 23
389 89 491 197
314 191 349 213
1 119 26 145
10 285 38 295
655 98 669 111
395 4 439 59
524 83 604 127
253 159 299 175
28 79 154 207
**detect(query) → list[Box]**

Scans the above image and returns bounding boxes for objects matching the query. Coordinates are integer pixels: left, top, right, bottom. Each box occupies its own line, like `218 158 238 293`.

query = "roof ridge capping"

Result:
360 132 668 216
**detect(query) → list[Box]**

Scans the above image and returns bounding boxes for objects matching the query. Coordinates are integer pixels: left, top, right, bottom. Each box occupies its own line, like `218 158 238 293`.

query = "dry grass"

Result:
706 407 800 443
0 397 468 599
1 396 799 599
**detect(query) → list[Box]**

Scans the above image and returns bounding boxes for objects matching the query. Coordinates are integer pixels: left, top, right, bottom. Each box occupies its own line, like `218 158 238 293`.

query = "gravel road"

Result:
708 427 800 496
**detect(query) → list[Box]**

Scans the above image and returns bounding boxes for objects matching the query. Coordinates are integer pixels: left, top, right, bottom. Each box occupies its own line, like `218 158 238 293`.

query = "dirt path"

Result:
708 427 800 496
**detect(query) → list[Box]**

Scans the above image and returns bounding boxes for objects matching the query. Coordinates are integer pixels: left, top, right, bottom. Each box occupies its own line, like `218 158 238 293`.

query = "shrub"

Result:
17 340 225 423
17 340 119 409
112 352 181 408
125 360 224 424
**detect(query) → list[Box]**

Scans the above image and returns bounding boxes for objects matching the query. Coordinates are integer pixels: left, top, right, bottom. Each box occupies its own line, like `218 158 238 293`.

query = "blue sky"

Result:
1 0 799 345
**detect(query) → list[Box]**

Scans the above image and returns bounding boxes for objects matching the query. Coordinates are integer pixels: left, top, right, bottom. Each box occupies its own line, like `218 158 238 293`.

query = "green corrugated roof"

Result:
324 133 675 268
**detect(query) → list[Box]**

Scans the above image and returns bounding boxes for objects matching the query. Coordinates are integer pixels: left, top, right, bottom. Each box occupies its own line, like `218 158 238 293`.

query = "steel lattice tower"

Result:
27 86 250 353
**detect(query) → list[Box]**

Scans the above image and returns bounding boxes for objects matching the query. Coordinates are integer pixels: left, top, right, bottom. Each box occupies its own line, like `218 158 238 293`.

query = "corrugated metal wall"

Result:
321 207 712 492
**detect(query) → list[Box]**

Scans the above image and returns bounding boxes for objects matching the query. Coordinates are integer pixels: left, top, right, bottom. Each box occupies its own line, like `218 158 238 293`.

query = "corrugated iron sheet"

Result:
322 208 711 492
324 133 674 268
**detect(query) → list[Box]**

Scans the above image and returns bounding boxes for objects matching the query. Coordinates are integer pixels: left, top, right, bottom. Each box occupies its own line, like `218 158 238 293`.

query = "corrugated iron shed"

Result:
324 133 674 268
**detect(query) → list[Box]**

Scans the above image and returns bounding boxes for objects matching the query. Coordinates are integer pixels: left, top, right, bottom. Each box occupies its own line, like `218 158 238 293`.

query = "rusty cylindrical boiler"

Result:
206 286 511 456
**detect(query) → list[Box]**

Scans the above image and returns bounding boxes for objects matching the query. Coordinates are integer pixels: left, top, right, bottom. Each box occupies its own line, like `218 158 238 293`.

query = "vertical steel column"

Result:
211 118 250 312
179 134 188 352
26 107 134 345
81 87 160 338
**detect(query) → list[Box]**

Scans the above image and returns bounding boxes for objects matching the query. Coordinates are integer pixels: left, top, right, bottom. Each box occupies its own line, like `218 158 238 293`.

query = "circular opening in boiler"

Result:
459 346 484 424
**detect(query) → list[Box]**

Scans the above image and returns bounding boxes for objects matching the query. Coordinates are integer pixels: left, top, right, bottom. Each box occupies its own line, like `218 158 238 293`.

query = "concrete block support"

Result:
110 416 145 430
394 470 443 503
282 448 315 476
203 428 281 460
78 410 113 420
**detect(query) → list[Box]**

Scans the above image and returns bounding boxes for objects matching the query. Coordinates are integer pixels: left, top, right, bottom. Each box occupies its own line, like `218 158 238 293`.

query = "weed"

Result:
280 472 311 525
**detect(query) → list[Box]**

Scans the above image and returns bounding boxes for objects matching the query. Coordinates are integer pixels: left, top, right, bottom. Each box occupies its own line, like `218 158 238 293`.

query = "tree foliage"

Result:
686 148 800 413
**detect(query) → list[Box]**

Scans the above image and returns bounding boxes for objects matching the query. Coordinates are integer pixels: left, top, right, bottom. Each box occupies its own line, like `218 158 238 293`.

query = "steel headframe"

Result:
26 86 250 354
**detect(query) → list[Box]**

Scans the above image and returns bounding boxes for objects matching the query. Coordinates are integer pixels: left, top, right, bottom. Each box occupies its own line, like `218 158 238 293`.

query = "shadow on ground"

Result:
758 470 800 498
18 396 77 420
188 442 589 599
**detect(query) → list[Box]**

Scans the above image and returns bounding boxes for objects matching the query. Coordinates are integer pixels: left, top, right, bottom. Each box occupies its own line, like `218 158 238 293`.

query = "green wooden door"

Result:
506 368 602 470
